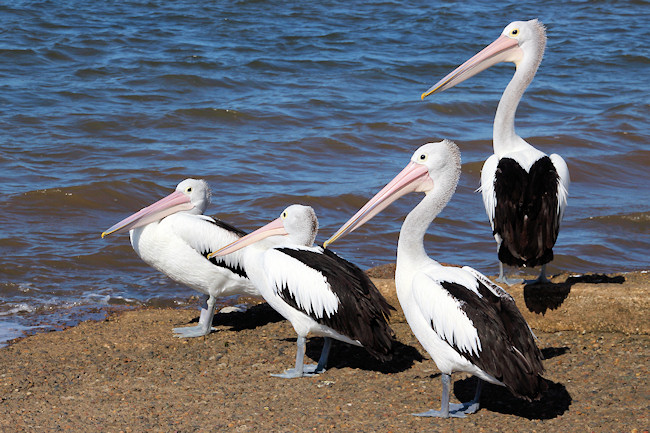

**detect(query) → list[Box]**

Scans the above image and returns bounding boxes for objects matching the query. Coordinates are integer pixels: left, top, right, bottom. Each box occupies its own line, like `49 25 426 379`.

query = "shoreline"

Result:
3 267 647 347
1 269 648 432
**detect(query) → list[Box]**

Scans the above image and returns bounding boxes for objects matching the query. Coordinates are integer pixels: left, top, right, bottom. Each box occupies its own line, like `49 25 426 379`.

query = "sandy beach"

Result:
1 267 648 432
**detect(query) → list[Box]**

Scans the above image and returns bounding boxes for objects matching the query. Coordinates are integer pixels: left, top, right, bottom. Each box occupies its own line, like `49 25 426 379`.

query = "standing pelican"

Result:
325 141 546 417
422 19 570 284
101 179 259 338
209 204 395 378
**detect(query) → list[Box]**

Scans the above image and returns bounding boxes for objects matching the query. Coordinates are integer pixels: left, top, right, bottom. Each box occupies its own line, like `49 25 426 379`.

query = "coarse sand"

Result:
1 268 648 432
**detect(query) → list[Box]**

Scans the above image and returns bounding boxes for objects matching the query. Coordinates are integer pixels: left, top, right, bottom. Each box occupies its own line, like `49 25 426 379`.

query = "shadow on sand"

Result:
212 302 285 330
181 302 424 374
541 346 570 360
304 336 425 374
454 374 572 420
178 302 285 331
524 273 625 315
409 347 571 419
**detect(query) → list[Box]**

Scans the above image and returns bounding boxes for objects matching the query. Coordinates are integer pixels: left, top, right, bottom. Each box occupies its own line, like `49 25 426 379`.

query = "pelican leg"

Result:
496 262 523 286
413 374 478 418
496 262 507 283
272 336 324 379
457 379 482 415
304 337 330 374
525 264 551 285
173 295 217 338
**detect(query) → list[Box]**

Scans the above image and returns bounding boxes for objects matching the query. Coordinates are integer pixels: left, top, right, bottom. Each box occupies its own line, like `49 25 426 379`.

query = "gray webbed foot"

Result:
271 364 322 379
172 324 215 338
172 299 216 338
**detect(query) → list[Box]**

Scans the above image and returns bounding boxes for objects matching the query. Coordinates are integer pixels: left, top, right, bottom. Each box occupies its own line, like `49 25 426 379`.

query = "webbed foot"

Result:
270 365 322 379
172 324 215 338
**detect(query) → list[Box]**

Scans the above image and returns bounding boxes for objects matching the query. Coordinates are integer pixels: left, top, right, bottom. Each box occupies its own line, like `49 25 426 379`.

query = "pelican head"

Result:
101 178 211 238
421 19 546 99
209 204 318 258
325 140 460 247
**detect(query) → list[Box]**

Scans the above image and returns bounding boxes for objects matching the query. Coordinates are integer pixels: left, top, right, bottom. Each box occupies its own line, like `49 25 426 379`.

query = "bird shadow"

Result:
208 303 285 331
454 375 572 420
523 273 625 315
541 346 570 360
304 337 425 374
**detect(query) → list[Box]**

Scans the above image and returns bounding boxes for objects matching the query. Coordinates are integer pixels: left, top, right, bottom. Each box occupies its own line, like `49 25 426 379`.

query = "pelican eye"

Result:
281 211 287 219
185 187 192 193
510 28 519 36
418 153 428 162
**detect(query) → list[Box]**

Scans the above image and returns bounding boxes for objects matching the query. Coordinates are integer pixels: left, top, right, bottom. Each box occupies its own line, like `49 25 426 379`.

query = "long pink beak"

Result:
101 190 193 238
208 216 287 258
324 162 431 248
421 34 522 99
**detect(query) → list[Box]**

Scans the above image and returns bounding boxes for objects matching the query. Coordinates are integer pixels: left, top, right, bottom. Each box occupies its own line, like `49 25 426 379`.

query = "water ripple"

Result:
0 0 648 344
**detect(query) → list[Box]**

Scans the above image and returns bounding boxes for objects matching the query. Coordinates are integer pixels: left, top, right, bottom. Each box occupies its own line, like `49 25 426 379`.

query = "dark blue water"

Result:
1 1 648 345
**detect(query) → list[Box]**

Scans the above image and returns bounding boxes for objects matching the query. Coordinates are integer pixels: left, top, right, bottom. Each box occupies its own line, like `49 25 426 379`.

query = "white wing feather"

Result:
263 247 340 319
461 266 513 300
412 270 482 357
169 214 245 269
478 154 499 229
550 153 570 222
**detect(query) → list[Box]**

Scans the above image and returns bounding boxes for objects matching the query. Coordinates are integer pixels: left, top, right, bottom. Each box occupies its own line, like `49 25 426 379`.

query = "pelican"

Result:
422 19 570 284
325 141 546 417
209 204 395 378
101 178 259 338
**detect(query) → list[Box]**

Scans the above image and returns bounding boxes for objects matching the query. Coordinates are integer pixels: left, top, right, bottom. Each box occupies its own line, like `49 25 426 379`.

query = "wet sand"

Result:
1 268 648 432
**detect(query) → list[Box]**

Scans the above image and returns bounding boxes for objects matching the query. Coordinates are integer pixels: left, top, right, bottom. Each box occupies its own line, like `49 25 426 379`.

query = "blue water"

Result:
1 1 648 345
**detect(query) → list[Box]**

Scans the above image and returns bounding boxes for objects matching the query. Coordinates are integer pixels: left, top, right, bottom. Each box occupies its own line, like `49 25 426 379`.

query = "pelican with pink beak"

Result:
102 179 259 338
325 140 546 417
422 20 570 285
209 204 395 378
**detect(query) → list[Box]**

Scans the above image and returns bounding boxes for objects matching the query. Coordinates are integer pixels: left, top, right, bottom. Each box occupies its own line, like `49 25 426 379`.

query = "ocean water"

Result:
1 1 648 345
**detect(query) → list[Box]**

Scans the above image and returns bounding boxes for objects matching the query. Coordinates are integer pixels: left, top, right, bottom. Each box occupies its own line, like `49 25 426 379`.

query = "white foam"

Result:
0 303 35 316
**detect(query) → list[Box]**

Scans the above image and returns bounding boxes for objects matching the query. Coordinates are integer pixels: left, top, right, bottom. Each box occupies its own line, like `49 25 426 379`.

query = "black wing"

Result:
275 246 395 361
493 156 560 267
441 278 547 400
